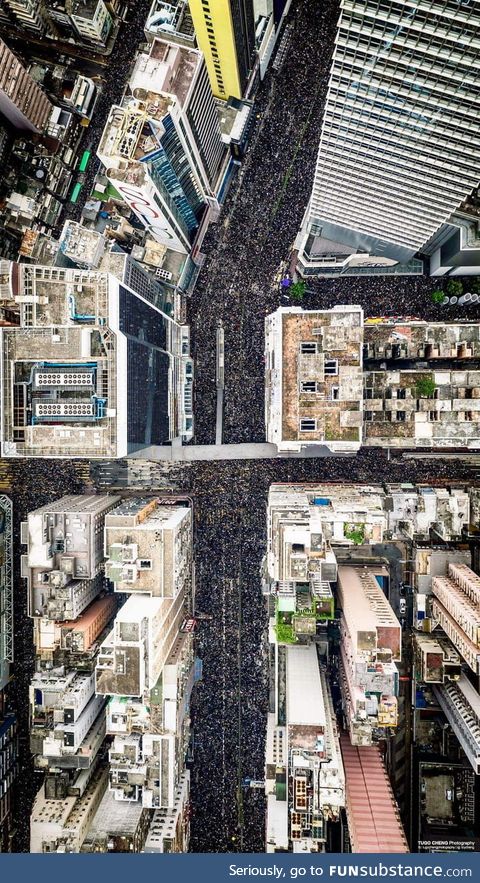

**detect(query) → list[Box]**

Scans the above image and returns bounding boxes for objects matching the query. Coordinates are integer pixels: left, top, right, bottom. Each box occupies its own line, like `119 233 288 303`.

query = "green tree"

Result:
344 523 365 545
469 278 480 294
275 623 296 644
430 289 445 304
414 376 435 398
290 281 306 301
446 279 463 297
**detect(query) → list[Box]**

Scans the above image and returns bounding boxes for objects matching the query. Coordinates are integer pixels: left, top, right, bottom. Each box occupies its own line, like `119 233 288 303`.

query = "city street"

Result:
3 0 480 857
47 0 154 224
5 451 478 851
188 0 480 448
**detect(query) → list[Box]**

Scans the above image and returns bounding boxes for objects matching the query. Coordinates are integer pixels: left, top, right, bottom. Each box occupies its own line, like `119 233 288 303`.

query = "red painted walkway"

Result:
340 735 409 853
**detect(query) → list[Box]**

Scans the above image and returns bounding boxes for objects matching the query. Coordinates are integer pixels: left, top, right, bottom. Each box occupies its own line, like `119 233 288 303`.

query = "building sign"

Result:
112 180 188 254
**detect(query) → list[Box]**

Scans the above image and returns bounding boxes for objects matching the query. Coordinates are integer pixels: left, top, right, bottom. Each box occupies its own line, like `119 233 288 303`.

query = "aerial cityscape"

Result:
0 0 480 859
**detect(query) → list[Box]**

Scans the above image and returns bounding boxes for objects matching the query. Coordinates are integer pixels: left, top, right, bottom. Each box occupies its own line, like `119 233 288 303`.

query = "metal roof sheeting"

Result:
340 735 409 853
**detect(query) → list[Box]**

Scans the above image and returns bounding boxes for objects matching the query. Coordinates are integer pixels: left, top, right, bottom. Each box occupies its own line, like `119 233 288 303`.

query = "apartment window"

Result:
301 381 317 393
324 359 338 375
364 388 373 399
429 411 439 422
364 410 373 421
396 411 406 422
300 418 316 431
300 341 317 354
397 388 406 399
463 411 473 421
330 386 339 400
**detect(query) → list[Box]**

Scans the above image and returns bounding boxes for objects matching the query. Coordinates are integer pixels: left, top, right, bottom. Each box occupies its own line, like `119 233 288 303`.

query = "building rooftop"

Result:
104 500 189 596
96 588 184 697
145 0 195 45
265 306 363 451
337 566 401 660
266 792 289 851
71 0 103 20
286 643 325 729
340 736 408 853
85 788 144 839
58 222 106 268
30 785 76 828
364 368 480 447
98 40 200 170
0 256 184 458
0 263 123 457
131 39 199 108
364 320 480 361
434 675 480 775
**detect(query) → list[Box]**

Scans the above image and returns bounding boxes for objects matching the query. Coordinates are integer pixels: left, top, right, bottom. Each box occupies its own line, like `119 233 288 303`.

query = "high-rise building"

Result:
145 0 195 46
21 494 121 620
0 256 194 458
297 1 480 277
266 309 480 453
97 37 225 255
0 497 13 694
90 498 194 853
23 494 121 855
26 494 195 854
265 306 364 454
2 0 120 47
266 483 470 587
0 39 53 133
265 482 345 852
265 643 345 853
431 562 480 676
188 0 255 100
0 496 16 853
69 0 113 45
2 0 50 33
337 566 401 746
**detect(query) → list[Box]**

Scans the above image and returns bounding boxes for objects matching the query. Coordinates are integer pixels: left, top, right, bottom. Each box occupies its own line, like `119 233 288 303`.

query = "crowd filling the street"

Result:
2 0 480 858
7 452 479 852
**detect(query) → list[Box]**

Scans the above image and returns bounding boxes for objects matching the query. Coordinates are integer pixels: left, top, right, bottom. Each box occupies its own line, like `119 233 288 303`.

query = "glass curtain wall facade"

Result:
300 0 480 271
145 115 205 244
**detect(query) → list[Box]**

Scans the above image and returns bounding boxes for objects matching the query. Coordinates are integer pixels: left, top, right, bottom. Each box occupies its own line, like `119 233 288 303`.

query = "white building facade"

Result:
297 0 480 277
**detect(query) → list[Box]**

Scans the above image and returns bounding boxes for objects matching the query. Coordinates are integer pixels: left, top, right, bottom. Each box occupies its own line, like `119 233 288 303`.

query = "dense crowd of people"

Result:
8 460 86 852
187 453 478 852
6 0 480 858
6 449 478 852
61 0 154 225
189 0 479 448
189 0 340 445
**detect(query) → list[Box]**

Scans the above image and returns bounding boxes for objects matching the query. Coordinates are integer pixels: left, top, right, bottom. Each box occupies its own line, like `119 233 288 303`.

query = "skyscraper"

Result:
0 256 194 459
0 495 16 853
0 39 52 133
97 38 225 255
2 0 116 47
297 1 480 277
188 0 255 99
2 0 50 34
